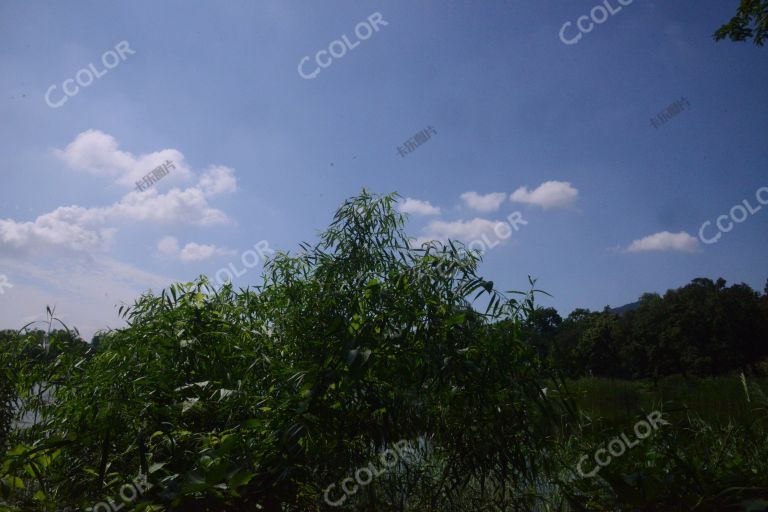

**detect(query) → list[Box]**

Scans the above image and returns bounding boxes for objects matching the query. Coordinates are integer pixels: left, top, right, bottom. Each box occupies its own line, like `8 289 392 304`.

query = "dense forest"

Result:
1 192 767 511
522 278 768 380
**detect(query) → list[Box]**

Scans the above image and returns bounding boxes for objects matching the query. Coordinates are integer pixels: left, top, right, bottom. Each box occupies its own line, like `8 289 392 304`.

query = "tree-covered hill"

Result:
523 278 768 380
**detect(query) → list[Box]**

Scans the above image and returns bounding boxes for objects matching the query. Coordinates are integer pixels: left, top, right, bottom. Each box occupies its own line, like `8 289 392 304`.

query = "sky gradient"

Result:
1 0 766 339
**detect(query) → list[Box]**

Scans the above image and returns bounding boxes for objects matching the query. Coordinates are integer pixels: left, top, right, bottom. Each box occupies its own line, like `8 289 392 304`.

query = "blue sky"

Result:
1 0 766 339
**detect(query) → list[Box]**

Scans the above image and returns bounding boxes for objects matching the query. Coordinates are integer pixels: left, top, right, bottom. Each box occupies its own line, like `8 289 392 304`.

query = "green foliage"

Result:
537 278 768 380
715 0 768 46
566 413 768 511
569 375 768 427
0 191 571 511
563 376 768 511
1 191 766 510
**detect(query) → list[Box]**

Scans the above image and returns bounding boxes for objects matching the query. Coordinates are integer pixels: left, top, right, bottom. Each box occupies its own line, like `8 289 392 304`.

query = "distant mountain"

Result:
610 301 641 316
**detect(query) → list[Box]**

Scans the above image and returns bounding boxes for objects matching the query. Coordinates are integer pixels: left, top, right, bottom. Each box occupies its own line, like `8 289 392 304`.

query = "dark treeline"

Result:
521 278 768 380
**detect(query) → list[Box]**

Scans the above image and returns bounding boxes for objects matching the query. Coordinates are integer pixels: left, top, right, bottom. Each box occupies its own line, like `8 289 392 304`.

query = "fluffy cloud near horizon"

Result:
460 191 507 213
625 231 700 253
510 181 578 209
0 212 117 252
399 197 441 216
414 218 509 247
0 131 237 255
157 236 236 262
0 253 176 340
0 189 230 254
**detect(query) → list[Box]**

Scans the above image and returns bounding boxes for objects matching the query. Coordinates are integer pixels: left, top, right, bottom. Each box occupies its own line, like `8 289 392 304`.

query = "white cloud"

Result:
0 212 116 252
179 243 233 262
399 197 441 216
157 236 235 262
107 188 229 225
180 243 218 262
460 191 507 213
55 129 193 188
0 189 229 255
510 181 579 209
198 166 237 196
415 218 508 246
0 132 237 255
157 236 179 255
625 231 700 253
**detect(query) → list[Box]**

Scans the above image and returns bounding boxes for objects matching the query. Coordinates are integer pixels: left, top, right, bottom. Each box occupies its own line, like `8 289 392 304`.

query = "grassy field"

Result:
565 374 768 427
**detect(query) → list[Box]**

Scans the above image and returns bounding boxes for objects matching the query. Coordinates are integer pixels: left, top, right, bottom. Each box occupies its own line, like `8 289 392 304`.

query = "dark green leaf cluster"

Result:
715 0 768 46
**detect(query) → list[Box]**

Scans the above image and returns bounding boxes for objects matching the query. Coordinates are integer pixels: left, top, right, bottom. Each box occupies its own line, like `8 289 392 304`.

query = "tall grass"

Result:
569 374 768 426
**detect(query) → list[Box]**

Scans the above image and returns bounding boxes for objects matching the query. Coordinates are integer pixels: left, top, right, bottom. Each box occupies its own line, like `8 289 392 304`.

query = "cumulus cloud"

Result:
625 231 700 253
0 212 116 252
157 236 235 262
0 189 229 255
157 236 180 255
414 218 510 247
510 181 578 209
197 166 237 196
399 197 441 216
55 129 194 188
180 243 220 262
460 191 507 213
179 243 235 262
0 131 238 255
107 188 229 225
